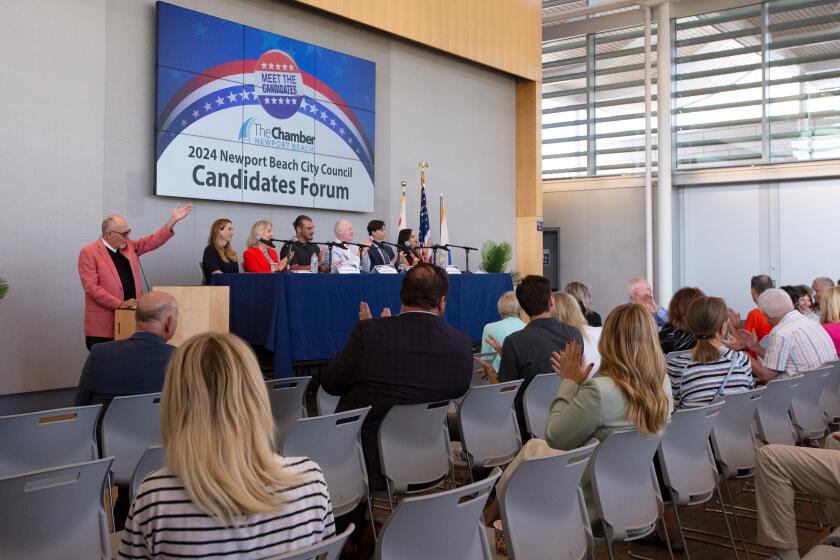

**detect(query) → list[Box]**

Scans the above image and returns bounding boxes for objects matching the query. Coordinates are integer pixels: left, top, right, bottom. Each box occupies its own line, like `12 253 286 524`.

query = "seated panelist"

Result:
242 221 289 273
201 218 239 284
326 220 370 272
397 228 426 267
279 215 328 272
366 220 397 270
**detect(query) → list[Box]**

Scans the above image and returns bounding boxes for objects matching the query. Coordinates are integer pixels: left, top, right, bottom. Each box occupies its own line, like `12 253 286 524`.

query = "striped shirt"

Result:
658 322 697 355
118 456 335 560
666 346 754 408
762 311 838 376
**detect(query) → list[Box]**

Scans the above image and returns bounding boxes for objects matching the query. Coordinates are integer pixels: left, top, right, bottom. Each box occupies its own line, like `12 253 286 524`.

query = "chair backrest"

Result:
0 457 113 560
282 408 371 517
265 377 311 440
471 352 497 387
790 366 831 441
522 373 561 439
316 385 341 416
657 403 723 507
375 468 501 560
819 361 840 423
589 428 664 543
266 523 354 560
755 376 801 445
0 405 101 477
710 388 764 480
130 445 165 501
458 380 523 468
499 441 597 560
378 400 452 494
102 392 162 485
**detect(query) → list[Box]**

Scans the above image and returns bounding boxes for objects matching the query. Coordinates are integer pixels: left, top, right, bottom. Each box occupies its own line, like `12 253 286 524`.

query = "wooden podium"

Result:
114 286 229 346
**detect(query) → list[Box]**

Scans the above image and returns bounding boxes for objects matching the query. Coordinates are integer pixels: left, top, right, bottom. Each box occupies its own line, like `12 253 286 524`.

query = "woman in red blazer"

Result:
243 220 291 272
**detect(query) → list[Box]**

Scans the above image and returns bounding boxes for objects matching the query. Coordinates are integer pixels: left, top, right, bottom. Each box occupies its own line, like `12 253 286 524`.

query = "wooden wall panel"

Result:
516 80 543 276
290 0 541 81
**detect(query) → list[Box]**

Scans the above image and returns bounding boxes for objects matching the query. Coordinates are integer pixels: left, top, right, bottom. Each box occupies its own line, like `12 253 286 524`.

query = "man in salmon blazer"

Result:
78 203 193 349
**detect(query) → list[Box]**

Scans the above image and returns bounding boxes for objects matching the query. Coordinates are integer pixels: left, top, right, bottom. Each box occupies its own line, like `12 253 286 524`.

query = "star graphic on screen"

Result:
192 110 199 118
348 137 353 144
192 21 207 38
282 64 288 71
261 63 267 70
309 104 317 114
330 118 336 127
181 119 187 126
339 128 345 136
263 97 270 104
289 64 295 71
203 102 212 112
227 91 237 103
268 63 275 70
300 99 309 110
333 65 345 78
241 90 250 100
320 111 327 120
216 96 224 106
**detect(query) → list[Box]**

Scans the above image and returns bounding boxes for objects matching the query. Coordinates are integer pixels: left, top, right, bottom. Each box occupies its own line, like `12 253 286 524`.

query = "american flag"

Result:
418 169 432 259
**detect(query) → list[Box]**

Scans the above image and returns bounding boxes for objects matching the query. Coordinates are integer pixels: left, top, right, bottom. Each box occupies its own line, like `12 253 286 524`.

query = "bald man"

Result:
325 219 370 272
75 291 178 407
78 203 192 349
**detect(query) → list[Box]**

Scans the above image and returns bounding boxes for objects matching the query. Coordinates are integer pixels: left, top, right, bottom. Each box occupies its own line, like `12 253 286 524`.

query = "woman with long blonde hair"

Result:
552 291 602 374
564 281 601 327
201 218 239 284
120 332 334 559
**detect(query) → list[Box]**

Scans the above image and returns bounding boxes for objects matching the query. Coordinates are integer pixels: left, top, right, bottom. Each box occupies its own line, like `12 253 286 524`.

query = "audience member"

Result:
552 291 601 374
201 218 239 284
320 263 472 490
279 215 327 272
75 292 178 407
659 287 704 354
565 281 602 327
745 274 775 358
795 284 818 321
78 203 192 349
480 291 526 370
545 303 672 522
812 277 835 314
665 296 753 408
365 219 397 269
325 219 370 272
242 220 290 272
730 288 837 380
754 433 840 560
819 286 840 355
626 276 668 327
120 332 334 559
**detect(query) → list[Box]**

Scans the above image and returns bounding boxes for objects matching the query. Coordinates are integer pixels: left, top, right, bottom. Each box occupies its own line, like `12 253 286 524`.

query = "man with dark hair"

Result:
321 263 472 490
745 274 775 357
365 219 396 269
477 275 583 435
280 214 327 271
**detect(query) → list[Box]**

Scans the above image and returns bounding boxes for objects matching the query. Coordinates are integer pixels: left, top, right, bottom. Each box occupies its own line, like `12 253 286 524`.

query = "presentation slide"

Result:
155 2 375 211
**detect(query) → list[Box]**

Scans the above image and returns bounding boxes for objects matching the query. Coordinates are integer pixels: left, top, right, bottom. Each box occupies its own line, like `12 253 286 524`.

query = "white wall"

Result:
0 0 516 394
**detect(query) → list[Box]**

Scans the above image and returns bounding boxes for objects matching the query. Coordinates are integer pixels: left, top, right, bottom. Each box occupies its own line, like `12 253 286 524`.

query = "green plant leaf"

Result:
0 276 8 300
480 241 513 273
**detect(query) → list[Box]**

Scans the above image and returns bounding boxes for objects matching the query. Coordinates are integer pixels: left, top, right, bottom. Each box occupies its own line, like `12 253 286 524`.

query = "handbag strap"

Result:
712 353 739 401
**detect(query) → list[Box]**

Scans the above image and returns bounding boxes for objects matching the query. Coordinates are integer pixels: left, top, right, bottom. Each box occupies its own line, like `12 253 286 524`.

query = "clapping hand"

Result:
359 302 391 321
551 340 593 385
473 356 498 383
484 334 502 355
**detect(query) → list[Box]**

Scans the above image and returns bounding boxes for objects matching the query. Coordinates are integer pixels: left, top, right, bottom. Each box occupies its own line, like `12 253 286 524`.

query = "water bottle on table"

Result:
310 253 318 273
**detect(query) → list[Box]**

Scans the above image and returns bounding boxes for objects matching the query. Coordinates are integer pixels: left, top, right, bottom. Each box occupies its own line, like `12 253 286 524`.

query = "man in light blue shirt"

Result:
626 276 668 328
480 291 527 369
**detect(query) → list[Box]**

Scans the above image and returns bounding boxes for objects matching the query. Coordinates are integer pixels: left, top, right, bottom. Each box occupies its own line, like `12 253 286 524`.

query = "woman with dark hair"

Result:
665 297 753 408
396 228 422 267
795 284 819 321
658 287 705 354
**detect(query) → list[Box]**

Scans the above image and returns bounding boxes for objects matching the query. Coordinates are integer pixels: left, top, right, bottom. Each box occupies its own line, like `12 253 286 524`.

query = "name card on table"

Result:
373 265 398 274
443 266 462 274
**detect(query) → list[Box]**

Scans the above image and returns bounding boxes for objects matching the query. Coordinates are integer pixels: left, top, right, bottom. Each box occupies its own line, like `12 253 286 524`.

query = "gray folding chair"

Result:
0 457 113 560
589 428 671 560
316 385 341 416
129 445 165 501
471 352 497 387
710 388 765 480
374 468 501 560
658 403 740 560
819 361 840 426
282 408 371 519
0 404 101 477
456 380 523 476
521 373 561 439
790 366 831 443
498 441 597 560
755 376 801 446
266 523 354 560
378 400 453 506
265 377 311 439
101 392 162 487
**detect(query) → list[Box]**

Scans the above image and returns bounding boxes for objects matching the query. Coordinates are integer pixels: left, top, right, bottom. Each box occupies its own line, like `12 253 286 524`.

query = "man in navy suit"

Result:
321 263 472 491
75 291 178 407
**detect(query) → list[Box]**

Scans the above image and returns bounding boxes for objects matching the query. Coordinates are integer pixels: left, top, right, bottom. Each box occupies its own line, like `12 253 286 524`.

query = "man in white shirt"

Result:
325 219 370 272
733 288 837 380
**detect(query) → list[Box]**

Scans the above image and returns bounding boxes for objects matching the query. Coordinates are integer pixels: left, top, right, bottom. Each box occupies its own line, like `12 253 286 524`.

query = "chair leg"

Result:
366 496 377 539
660 515 676 560
715 480 741 560
603 521 616 560
671 503 691 560
106 471 116 532
722 480 751 560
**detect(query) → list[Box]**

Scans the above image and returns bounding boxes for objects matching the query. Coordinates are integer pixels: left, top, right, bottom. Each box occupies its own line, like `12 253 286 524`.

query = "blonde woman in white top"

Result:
552 291 602 376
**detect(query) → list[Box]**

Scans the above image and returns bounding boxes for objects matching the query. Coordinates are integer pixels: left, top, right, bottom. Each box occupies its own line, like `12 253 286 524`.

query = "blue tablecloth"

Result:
212 272 513 377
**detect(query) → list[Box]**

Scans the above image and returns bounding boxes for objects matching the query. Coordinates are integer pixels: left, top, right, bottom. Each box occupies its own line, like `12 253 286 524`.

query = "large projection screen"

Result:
155 2 375 211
